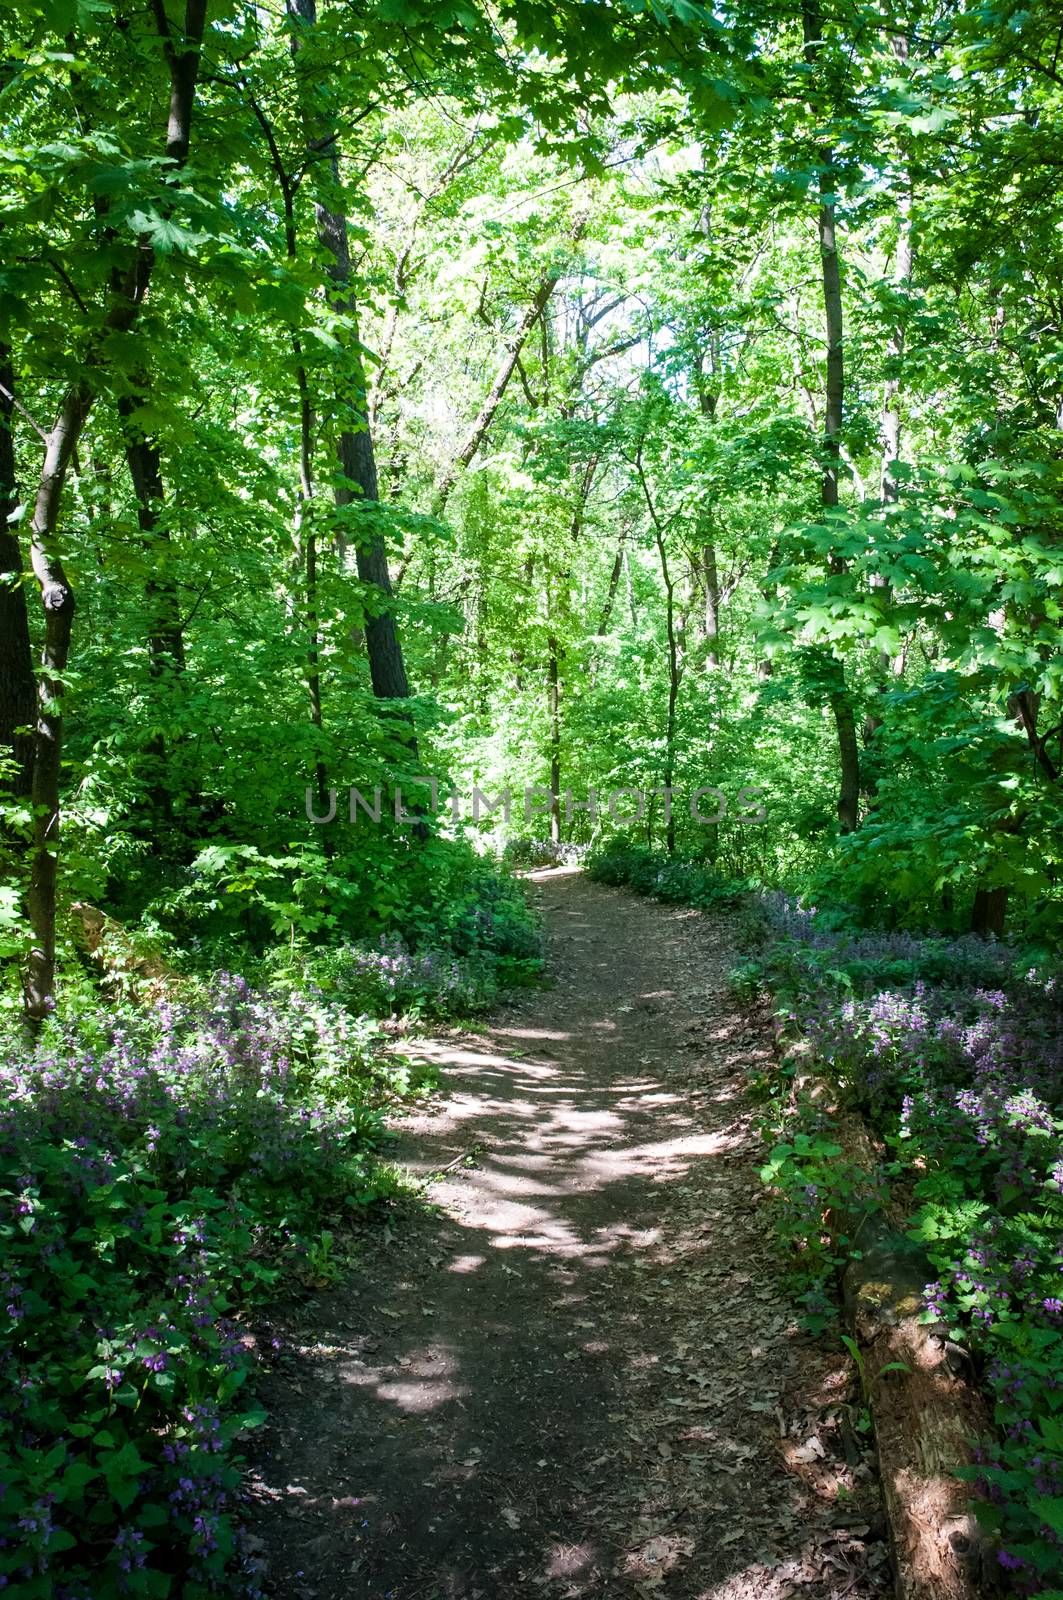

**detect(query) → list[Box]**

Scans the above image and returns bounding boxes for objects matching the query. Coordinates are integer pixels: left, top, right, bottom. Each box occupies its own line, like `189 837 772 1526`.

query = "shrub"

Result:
586 841 747 906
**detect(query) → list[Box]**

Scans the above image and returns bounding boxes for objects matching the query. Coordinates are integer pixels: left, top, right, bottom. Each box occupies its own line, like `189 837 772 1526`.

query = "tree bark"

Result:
866 158 914 751
23 382 91 1023
246 83 333 830
21 0 208 1024
657 530 679 855
119 397 187 675
831 684 861 835
701 542 721 669
596 530 627 638
0 351 35 799
635 452 680 854
547 633 561 844
803 0 860 832
288 0 417 721
970 885 1008 938
880 181 913 502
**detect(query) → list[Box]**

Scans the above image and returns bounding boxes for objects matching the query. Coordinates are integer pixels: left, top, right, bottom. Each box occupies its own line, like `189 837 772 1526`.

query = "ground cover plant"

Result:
749 899 1063 1596
0 971 412 1597
0 847 541 1597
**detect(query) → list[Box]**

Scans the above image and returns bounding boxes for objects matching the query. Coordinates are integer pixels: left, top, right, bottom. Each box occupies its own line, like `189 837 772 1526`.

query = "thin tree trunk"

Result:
433 212 588 516
866 157 914 750
24 381 91 1023
368 131 488 432
635 452 680 854
547 633 561 844
701 542 721 669
288 0 417 721
880 183 912 502
0 351 35 799
694 337 722 673
596 530 627 637
757 543 779 682
246 84 332 827
299 368 331 825
656 530 679 854
119 401 187 673
21 0 208 1024
803 0 860 833
118 393 192 825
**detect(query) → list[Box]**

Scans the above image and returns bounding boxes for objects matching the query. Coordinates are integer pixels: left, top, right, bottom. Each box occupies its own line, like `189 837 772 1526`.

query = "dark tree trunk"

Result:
803 0 860 832
20 0 208 1024
24 381 91 1023
0 352 35 799
118 393 191 827
119 396 187 674
547 634 561 845
288 0 417 726
971 886 1008 938
831 682 861 835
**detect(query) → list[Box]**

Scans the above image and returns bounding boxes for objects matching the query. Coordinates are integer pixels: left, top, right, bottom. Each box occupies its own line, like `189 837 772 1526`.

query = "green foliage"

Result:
758 1131 886 1335
0 974 415 1596
756 900 1063 1590
3 0 1063 1586
587 840 748 907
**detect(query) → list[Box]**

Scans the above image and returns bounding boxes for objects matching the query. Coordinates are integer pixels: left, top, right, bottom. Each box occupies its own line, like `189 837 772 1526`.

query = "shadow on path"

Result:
246 870 888 1600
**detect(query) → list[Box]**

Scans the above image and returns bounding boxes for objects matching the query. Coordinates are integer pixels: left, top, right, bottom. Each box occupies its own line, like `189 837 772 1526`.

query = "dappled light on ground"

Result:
247 872 889 1599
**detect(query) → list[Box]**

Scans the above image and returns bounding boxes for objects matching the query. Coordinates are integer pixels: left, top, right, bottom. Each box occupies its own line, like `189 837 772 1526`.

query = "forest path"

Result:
246 869 888 1600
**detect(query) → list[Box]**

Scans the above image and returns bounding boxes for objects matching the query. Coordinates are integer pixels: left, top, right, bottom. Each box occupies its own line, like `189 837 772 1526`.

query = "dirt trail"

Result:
247 869 889 1600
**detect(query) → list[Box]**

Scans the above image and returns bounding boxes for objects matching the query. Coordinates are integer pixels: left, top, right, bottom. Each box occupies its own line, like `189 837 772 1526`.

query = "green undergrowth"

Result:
0 844 541 1598
586 838 749 907
736 897 1063 1596
589 843 1063 1592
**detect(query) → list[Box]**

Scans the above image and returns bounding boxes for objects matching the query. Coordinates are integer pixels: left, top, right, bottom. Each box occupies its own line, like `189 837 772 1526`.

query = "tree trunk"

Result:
119 398 187 674
654 527 679 855
20 0 208 1024
817 195 844 511
547 635 561 845
433 212 588 516
701 542 721 669
970 885 1008 938
803 0 860 831
880 185 913 502
880 33 914 502
866 137 914 748
247 85 333 829
831 680 861 835
288 0 417 722
598 533 626 638
0 351 35 799
23 382 91 1023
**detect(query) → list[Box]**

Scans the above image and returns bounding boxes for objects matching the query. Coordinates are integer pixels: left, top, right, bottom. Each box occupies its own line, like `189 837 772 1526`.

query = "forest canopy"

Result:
2 0 1062 1006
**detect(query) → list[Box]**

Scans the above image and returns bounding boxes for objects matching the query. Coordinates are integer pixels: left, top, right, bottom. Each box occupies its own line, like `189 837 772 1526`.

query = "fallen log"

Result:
70 901 174 998
843 1214 988 1600
783 1041 989 1599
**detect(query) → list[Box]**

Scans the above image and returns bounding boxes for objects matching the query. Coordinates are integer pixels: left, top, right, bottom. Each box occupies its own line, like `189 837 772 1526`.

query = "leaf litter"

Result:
245 870 890 1600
